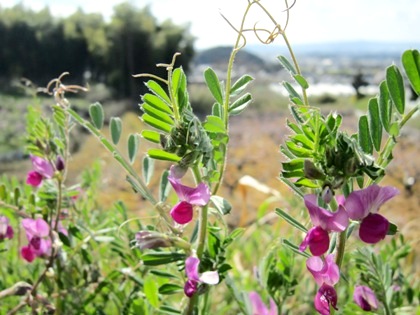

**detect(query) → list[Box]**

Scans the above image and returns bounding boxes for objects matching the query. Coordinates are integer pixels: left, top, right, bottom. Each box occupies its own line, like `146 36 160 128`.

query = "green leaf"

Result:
204 68 224 104
142 114 172 133
378 81 392 133
159 170 170 202
212 102 223 118
281 239 310 258
294 178 319 188
110 117 122 145
291 134 314 150
294 74 309 89
210 195 232 215
148 149 181 162
368 98 382 152
230 74 254 97
283 82 302 102
158 283 183 295
142 156 154 185
277 55 297 74
402 49 420 95
145 80 171 104
142 104 174 125
275 208 307 233
128 134 139 164
144 276 159 308
358 115 372 154
281 159 304 171
386 65 405 114
89 102 104 129
141 130 161 144
158 306 182 315
203 115 226 133
141 252 185 266
142 94 173 115
285 141 313 158
229 93 252 115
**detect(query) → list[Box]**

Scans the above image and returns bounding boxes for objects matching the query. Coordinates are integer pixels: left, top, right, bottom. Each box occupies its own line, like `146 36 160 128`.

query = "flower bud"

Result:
321 186 334 204
304 160 325 180
353 285 378 311
55 156 65 171
135 231 172 250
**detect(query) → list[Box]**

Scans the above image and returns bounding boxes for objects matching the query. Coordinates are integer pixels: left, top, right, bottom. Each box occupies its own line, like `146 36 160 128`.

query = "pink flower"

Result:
306 254 340 286
26 155 54 187
0 216 14 240
353 285 378 311
168 166 211 224
184 256 219 297
249 291 277 315
300 194 349 256
21 218 51 262
314 284 338 315
344 185 398 244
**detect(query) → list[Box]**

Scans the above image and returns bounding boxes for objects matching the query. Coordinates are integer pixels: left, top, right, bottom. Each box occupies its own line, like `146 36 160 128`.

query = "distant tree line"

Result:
0 3 195 99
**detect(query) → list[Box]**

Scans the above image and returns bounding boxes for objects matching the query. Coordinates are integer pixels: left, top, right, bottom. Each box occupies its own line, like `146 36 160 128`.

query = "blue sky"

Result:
2 0 419 49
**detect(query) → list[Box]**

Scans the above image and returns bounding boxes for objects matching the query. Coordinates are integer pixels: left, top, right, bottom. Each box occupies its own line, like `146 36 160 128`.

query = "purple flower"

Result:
314 284 338 315
0 216 14 240
353 285 378 311
168 166 211 224
249 291 277 315
300 194 349 256
21 218 51 262
344 185 398 244
184 256 219 297
306 254 340 286
26 155 54 187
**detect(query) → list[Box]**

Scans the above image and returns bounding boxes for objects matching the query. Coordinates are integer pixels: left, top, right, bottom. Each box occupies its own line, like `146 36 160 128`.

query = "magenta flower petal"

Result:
184 256 219 297
22 218 50 239
249 291 278 315
26 171 43 187
345 185 399 220
359 213 389 244
300 226 330 256
185 256 201 282
304 195 349 232
354 285 378 311
184 279 197 297
168 166 210 206
306 254 340 286
21 245 36 262
170 201 194 224
0 216 14 240
314 284 338 315
30 155 54 178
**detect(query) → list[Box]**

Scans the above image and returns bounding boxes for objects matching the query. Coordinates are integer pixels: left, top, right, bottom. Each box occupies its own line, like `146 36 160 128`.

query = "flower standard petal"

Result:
359 213 389 244
345 185 399 220
249 291 268 315
354 285 379 311
170 201 194 224
304 195 349 232
185 183 210 206
31 155 54 179
185 256 200 282
306 254 340 286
